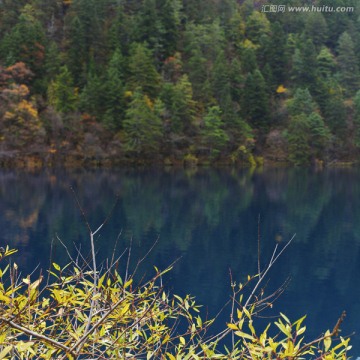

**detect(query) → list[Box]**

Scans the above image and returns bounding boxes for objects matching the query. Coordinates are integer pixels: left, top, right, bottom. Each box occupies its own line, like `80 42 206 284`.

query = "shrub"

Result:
0 232 351 359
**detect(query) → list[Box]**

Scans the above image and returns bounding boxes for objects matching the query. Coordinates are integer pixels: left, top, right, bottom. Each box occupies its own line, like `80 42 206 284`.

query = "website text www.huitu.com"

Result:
261 4 354 13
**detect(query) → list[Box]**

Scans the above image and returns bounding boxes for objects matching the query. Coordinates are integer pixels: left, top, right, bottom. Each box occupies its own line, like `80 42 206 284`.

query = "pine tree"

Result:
47 65 78 113
102 48 125 130
317 47 336 78
212 50 233 123
242 69 270 131
304 13 328 48
286 88 317 117
127 43 161 98
201 106 229 158
123 89 163 156
79 72 105 120
308 112 331 158
169 74 196 133
291 39 318 92
287 114 311 165
0 5 46 77
245 11 270 45
66 15 87 86
337 31 360 96
265 21 288 88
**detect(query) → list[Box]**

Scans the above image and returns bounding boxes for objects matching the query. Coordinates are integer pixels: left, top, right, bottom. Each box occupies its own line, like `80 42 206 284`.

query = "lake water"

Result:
1 167 359 355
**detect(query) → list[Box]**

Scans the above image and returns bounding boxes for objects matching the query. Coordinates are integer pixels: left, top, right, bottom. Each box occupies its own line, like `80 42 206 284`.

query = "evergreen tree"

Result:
107 2 131 54
304 13 328 48
211 50 233 122
169 74 196 133
317 47 336 78
229 58 244 104
308 112 331 158
286 88 317 117
45 42 61 82
66 15 87 86
133 0 179 62
201 106 229 158
102 48 125 130
264 21 288 88
240 47 257 74
337 31 360 96
287 112 331 165
79 72 105 120
291 39 318 92
127 43 161 98
123 89 164 156
242 69 270 131
47 65 78 113
287 113 312 165
0 5 46 77
322 83 347 138
245 11 270 45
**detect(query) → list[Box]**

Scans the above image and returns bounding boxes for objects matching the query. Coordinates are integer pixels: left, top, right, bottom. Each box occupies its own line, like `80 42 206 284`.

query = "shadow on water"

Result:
1 167 359 354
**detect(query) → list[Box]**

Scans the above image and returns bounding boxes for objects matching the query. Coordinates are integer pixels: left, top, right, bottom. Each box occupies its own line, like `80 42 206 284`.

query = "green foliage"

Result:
242 69 270 130
123 89 164 156
47 65 78 113
0 5 46 74
201 106 229 159
102 48 126 130
127 43 162 98
286 88 317 117
167 74 197 133
337 31 360 96
286 112 330 165
0 0 360 163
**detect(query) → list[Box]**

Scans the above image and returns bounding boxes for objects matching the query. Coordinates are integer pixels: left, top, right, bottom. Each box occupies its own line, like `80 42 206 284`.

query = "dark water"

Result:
1 167 359 354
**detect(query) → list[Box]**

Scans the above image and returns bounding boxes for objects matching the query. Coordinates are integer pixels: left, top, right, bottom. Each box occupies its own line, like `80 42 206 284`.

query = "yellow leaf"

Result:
0 345 13 359
234 330 255 341
276 84 287 93
0 292 11 304
324 330 332 352
227 323 238 330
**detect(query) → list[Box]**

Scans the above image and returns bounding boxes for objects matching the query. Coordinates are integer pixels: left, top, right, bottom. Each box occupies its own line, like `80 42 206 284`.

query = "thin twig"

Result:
0 316 75 355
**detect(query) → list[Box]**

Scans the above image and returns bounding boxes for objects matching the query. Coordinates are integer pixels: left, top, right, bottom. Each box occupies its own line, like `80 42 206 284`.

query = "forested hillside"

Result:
0 0 359 167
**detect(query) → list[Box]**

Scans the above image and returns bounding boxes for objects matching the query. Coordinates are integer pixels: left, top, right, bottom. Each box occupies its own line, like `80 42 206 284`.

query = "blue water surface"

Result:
1 167 359 355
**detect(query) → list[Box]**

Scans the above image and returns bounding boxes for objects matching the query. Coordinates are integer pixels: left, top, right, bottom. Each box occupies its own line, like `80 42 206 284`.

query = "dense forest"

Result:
0 0 359 167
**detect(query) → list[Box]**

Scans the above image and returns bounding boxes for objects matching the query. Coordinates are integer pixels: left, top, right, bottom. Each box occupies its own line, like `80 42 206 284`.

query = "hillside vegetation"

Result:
0 0 359 166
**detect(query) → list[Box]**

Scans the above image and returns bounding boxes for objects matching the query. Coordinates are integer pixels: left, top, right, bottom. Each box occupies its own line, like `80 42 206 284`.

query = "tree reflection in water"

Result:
1 167 359 354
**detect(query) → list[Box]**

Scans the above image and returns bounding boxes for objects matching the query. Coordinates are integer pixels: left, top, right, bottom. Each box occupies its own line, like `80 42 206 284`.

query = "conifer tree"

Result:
286 88 317 117
102 48 125 130
47 65 78 113
123 89 163 156
170 74 196 133
242 69 270 131
127 43 161 98
79 72 104 120
317 47 336 78
337 31 360 96
201 106 229 158
212 50 234 123
0 5 46 77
